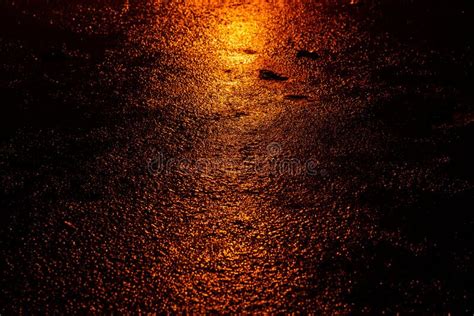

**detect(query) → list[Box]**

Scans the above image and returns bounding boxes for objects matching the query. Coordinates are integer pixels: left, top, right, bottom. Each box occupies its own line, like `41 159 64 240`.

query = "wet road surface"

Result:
1 0 474 313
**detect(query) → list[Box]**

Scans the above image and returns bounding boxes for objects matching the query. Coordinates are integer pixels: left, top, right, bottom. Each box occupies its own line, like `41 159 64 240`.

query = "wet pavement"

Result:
1 0 474 313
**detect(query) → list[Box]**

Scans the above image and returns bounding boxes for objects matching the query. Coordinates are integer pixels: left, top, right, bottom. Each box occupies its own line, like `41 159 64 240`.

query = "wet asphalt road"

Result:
1 0 474 313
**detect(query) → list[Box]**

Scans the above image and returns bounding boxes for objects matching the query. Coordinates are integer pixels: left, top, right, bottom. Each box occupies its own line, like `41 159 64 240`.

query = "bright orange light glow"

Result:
215 8 267 67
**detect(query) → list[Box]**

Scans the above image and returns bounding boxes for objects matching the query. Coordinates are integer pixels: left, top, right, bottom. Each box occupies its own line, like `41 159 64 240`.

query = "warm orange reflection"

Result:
214 6 269 68
217 18 260 66
109 0 332 311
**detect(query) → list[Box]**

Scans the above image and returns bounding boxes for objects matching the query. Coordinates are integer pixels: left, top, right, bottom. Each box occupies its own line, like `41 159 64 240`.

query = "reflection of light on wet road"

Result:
217 18 261 66
211 3 271 69
150 3 302 311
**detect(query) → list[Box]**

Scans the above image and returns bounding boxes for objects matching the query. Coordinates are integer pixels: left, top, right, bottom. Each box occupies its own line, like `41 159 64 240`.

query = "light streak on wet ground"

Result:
1 0 474 313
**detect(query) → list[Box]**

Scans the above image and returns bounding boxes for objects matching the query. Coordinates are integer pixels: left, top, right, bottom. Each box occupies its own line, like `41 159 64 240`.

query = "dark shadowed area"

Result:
1 0 473 313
